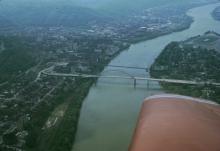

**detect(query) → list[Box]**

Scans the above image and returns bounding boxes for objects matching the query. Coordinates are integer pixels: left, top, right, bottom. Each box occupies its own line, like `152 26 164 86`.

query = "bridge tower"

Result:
134 78 137 88
147 80 150 89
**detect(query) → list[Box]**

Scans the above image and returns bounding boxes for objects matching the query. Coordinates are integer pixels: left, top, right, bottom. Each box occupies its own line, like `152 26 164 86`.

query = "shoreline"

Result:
70 3 201 151
149 32 220 104
71 2 206 148
69 21 192 151
29 2 220 151
73 1 220 150
125 2 219 45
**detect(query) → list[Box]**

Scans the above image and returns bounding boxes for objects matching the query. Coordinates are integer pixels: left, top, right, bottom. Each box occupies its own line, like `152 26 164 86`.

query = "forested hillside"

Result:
0 37 36 82
0 2 110 28
150 36 220 103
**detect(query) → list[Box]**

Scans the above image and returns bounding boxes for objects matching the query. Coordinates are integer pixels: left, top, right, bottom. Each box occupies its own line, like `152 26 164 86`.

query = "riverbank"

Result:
26 79 94 151
23 42 129 151
30 17 190 149
42 5 198 151
127 18 193 44
68 8 193 151
150 33 220 103
27 2 220 151
73 3 220 151
1 2 220 151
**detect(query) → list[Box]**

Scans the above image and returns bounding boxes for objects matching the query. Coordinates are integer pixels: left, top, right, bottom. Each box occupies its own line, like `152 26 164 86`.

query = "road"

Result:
40 69 220 87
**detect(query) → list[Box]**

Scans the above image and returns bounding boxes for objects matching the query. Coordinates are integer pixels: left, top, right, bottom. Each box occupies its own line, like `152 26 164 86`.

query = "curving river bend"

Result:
72 3 220 151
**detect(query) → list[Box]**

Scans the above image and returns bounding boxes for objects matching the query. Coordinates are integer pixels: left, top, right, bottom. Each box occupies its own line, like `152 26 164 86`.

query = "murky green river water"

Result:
73 3 220 151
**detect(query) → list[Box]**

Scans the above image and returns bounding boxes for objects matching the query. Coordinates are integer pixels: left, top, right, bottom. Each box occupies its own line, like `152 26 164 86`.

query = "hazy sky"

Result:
0 0 216 13
0 0 204 8
0 0 217 28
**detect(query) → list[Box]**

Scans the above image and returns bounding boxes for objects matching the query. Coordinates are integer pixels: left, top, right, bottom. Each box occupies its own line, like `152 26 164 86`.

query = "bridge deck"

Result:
41 71 220 87
108 65 148 70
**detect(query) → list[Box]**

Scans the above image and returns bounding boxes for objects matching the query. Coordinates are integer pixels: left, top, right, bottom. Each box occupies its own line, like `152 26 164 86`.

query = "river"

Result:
72 3 220 151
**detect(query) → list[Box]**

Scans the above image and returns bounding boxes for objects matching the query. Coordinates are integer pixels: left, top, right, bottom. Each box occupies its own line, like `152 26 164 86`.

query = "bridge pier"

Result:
147 80 149 89
134 78 137 88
